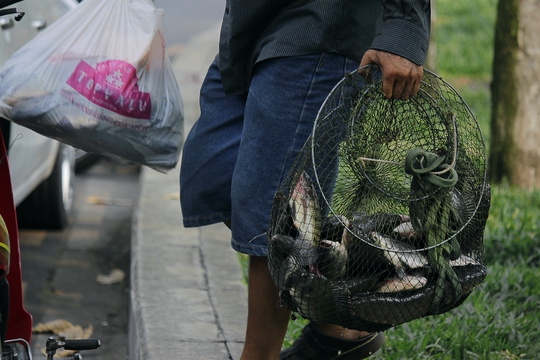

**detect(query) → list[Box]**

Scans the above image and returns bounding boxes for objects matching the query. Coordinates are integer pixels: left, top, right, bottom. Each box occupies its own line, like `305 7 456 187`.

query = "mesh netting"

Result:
267 66 491 332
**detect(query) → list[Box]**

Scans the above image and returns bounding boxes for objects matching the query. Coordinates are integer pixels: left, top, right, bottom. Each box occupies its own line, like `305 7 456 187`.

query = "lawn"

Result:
240 0 540 358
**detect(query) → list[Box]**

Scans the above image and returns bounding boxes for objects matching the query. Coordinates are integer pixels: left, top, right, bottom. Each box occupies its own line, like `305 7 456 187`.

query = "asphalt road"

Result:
21 158 140 359
153 0 224 45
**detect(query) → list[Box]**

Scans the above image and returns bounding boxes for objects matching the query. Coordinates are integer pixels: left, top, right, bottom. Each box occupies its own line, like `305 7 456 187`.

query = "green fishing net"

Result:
267 65 490 332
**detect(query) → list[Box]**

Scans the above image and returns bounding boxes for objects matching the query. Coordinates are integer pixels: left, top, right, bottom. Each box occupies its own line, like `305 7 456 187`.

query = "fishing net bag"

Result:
267 65 491 332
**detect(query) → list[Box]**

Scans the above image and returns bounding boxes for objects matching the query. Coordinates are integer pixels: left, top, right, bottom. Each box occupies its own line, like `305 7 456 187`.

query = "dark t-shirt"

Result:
218 0 431 96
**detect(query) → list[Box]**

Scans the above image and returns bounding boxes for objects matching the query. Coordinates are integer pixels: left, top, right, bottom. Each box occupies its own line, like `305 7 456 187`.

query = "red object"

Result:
0 129 33 342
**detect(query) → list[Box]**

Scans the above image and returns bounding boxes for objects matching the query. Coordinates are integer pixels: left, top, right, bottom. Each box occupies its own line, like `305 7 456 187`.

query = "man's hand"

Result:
359 50 423 100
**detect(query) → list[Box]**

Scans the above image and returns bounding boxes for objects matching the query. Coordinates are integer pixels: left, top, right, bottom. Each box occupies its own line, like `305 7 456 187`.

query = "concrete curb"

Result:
129 23 247 360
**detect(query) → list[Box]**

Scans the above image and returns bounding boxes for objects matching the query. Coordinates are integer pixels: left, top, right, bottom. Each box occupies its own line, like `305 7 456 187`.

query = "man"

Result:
180 0 430 358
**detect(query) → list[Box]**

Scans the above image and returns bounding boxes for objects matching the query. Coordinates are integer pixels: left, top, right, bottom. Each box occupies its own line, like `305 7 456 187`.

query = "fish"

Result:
280 271 330 320
269 190 298 239
268 172 324 283
341 213 411 274
289 172 321 245
449 254 479 267
349 263 486 327
268 234 293 289
318 239 348 279
268 234 296 262
452 263 486 297
320 215 349 243
342 232 392 276
392 221 419 241
348 212 408 238
281 270 346 324
369 231 429 274
287 172 322 272
375 273 428 293
270 249 297 290
270 233 319 270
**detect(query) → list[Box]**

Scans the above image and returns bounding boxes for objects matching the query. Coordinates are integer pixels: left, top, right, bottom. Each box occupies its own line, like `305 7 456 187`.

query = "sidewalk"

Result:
129 23 248 360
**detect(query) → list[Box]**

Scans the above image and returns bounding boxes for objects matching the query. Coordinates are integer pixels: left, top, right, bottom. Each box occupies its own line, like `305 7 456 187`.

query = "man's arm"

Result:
361 0 430 100
359 50 423 100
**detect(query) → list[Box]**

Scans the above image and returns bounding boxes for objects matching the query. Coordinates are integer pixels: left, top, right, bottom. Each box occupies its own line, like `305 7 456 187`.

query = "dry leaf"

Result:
59 323 93 339
96 268 125 285
86 196 134 207
163 192 180 201
35 322 93 358
33 319 74 334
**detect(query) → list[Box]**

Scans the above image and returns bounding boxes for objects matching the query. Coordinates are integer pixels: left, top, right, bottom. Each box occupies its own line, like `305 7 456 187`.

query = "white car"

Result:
0 0 81 229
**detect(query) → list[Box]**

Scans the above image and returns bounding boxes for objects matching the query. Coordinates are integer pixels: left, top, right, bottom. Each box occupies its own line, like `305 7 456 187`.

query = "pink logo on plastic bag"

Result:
66 60 151 120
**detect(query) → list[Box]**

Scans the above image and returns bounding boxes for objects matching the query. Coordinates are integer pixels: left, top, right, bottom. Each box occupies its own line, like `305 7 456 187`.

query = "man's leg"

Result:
240 256 291 360
231 54 377 358
180 61 245 228
239 256 377 360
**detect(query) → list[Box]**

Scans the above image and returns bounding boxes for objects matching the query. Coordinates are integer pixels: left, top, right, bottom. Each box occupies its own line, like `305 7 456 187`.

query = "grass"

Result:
239 0 540 357
436 0 497 151
370 264 540 359
266 184 540 358
435 0 497 79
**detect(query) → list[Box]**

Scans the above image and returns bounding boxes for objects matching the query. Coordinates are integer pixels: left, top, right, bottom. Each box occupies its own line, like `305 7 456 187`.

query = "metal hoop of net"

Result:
267 65 491 332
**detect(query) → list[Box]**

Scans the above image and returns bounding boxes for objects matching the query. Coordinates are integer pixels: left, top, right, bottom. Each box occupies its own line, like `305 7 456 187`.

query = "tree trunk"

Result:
490 0 540 188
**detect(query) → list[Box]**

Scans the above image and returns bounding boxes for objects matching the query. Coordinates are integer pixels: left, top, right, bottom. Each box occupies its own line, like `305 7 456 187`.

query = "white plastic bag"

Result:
0 0 184 172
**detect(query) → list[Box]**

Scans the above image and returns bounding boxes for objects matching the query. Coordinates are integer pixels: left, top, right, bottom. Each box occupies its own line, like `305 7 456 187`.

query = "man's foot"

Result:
279 323 385 360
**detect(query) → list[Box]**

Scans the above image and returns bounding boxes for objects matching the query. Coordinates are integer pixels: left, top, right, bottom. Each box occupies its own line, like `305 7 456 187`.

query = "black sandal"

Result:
279 323 385 360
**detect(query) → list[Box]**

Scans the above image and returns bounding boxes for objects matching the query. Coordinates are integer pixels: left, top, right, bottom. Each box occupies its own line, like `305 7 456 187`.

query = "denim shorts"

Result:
179 53 359 256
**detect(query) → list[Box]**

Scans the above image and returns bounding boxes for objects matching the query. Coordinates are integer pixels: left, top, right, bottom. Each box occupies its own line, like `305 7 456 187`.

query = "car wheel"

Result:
16 144 75 230
75 148 102 173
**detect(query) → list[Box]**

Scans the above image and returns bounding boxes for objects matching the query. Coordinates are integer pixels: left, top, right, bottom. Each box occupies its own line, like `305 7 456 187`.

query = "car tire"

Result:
16 144 75 230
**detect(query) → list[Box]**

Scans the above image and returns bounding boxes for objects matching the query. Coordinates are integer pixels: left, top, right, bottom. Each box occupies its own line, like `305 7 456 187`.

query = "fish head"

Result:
270 191 298 238
320 239 346 256
368 231 385 248
319 239 335 250
269 234 296 260
288 172 321 246
320 215 348 243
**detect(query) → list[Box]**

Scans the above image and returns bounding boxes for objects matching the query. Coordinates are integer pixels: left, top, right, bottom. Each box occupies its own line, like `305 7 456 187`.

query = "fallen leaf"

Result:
33 319 74 334
60 323 93 339
96 268 125 285
86 196 134 207
34 322 93 358
163 193 180 201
